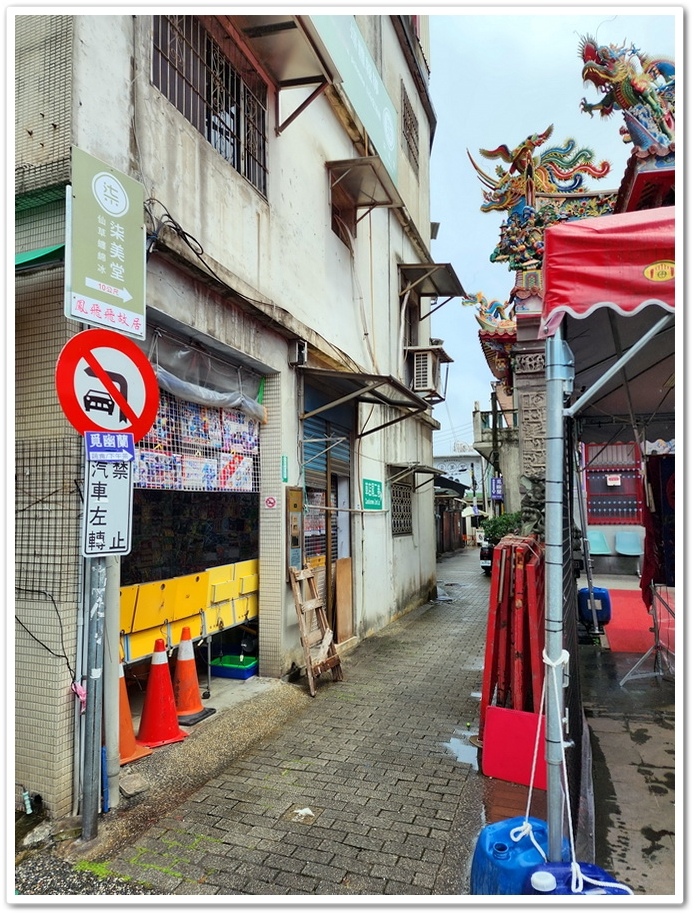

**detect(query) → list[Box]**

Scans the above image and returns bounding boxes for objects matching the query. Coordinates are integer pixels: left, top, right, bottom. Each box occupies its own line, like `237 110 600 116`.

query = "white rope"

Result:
508 818 548 863
542 646 634 895
507 653 561 863
496 646 634 895
569 861 633 895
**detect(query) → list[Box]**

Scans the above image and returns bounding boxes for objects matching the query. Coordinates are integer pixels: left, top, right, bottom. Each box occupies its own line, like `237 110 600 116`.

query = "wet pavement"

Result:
15 548 678 899
577 638 677 895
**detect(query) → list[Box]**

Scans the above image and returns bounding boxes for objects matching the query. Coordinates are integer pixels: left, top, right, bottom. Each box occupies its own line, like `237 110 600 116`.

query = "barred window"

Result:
391 481 413 536
152 15 268 196
401 81 419 176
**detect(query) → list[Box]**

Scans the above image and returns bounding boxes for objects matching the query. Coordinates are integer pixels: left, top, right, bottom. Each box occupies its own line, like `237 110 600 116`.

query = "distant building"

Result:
433 449 486 506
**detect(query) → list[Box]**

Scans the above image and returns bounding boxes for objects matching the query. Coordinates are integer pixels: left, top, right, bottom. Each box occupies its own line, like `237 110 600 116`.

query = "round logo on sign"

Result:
55 328 159 442
92 171 130 217
265 496 277 510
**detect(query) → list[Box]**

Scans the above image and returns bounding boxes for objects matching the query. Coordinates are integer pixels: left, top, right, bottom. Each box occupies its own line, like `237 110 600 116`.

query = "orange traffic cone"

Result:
119 663 152 765
136 638 188 748
172 627 216 726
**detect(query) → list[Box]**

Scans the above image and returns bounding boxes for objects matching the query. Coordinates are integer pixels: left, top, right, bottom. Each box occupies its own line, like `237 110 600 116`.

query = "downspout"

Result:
491 383 499 516
544 330 574 861
398 289 410 382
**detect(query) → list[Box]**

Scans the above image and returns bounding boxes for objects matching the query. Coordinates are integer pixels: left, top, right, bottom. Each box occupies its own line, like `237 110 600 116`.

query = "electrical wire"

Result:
144 198 363 375
15 586 76 684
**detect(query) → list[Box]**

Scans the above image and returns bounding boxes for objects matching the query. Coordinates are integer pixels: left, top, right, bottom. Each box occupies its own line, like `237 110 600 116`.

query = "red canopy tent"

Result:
540 204 677 612
538 206 676 446
540 206 675 337
538 205 677 857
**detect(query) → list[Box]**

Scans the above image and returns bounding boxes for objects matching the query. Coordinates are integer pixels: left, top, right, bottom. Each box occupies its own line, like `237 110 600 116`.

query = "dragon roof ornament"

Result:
579 35 675 156
462 291 516 334
467 125 610 214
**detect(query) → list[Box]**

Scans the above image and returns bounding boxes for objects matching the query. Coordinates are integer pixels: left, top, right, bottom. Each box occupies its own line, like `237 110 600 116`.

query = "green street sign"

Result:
65 146 146 339
362 478 383 510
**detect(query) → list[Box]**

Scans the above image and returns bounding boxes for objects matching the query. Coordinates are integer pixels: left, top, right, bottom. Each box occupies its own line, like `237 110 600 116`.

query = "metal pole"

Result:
574 451 601 636
491 383 499 516
81 556 106 841
545 331 572 861
104 555 121 810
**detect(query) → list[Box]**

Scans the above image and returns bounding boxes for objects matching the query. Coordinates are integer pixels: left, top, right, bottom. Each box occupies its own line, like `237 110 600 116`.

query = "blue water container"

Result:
523 861 632 895
470 816 570 895
577 586 612 625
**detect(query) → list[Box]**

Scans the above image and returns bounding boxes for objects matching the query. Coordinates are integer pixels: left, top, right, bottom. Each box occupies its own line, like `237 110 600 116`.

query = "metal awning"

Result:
226 15 337 135
389 462 443 488
15 244 65 269
299 367 430 438
230 15 333 87
434 475 468 498
327 157 403 222
398 263 468 319
404 342 453 364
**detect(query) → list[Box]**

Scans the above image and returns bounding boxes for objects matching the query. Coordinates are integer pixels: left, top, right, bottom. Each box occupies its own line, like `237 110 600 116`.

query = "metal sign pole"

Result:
81 555 106 841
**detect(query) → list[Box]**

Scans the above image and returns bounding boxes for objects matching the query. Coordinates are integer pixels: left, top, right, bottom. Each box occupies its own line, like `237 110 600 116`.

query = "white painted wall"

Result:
71 11 439 685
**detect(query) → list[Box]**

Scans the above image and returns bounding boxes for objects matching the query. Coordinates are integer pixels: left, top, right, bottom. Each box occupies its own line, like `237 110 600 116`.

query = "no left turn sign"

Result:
55 328 159 442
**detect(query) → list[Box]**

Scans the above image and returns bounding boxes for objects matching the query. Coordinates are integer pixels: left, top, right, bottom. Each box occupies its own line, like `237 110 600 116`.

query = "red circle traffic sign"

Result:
55 328 159 442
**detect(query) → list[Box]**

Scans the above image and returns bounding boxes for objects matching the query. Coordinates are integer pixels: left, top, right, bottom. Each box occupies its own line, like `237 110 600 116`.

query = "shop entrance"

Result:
118 388 262 674
302 411 353 642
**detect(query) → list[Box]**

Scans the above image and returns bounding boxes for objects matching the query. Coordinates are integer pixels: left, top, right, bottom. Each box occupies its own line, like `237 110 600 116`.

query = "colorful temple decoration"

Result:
488 196 616 272
461 292 516 393
463 291 515 333
468 125 611 213
464 37 674 385
466 125 615 386
579 35 675 158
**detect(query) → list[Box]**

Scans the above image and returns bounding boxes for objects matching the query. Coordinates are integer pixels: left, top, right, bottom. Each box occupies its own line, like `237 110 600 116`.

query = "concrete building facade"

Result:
14 14 464 818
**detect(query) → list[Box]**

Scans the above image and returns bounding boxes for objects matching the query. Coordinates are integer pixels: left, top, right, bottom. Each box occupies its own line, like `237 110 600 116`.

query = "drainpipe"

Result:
544 330 574 861
72 558 89 816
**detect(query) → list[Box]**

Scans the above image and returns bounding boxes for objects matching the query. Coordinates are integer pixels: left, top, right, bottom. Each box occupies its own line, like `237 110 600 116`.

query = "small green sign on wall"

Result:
362 478 383 510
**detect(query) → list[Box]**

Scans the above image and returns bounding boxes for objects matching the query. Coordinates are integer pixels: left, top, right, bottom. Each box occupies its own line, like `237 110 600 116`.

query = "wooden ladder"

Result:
289 566 343 697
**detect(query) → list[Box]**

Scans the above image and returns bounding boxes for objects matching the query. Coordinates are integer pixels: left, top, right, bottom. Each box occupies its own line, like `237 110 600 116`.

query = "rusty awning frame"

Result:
299 367 431 438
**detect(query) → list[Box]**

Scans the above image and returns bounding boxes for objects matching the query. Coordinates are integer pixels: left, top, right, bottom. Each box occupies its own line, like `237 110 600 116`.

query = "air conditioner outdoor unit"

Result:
412 349 441 394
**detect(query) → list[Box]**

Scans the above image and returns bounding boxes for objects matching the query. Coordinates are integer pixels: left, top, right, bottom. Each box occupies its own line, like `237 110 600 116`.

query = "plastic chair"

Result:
616 530 643 575
615 530 643 556
587 529 612 555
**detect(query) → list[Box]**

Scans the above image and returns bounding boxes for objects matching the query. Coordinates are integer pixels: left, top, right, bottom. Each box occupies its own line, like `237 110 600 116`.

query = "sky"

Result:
6 5 680 458
426 6 680 457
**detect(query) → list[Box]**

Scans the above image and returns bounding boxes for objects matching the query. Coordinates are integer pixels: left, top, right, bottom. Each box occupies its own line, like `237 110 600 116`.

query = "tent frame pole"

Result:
564 315 671 418
545 330 574 861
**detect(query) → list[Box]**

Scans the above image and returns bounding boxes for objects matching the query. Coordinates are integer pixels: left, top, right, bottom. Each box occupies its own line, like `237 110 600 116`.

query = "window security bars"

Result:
391 481 413 536
152 15 268 196
401 81 419 176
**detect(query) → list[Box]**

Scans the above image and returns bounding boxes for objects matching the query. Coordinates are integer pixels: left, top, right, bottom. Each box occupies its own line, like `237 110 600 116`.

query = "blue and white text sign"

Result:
85 430 135 462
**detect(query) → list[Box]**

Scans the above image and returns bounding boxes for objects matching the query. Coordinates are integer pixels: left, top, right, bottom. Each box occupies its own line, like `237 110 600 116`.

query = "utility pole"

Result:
491 382 500 517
